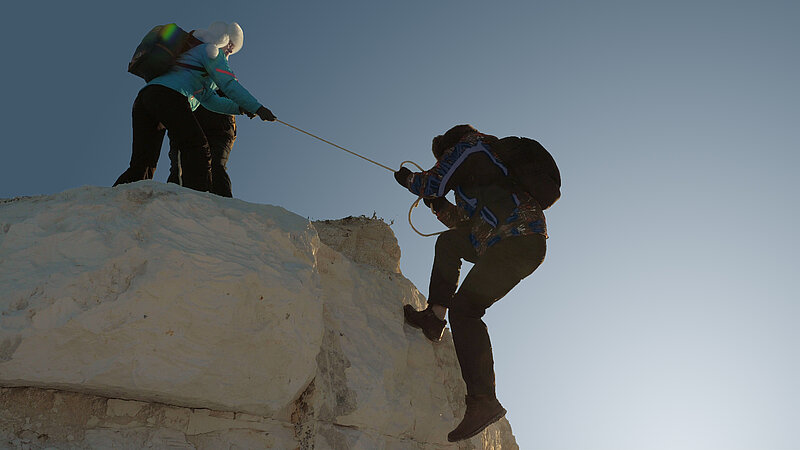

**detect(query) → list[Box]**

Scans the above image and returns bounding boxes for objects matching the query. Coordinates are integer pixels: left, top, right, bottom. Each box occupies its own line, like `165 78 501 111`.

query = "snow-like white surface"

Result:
0 181 517 449
0 182 320 416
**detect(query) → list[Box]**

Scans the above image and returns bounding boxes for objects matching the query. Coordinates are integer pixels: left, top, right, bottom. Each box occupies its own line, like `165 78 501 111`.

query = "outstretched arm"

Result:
393 154 455 198
202 47 264 115
394 140 488 198
197 90 240 115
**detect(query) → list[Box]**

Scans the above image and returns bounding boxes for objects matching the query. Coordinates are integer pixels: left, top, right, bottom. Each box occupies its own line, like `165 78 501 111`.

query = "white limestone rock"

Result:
0 182 517 449
0 182 322 417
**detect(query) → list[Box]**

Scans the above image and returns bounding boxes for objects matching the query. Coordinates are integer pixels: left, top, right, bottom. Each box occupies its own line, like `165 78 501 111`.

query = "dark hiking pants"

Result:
428 228 546 397
168 105 236 197
114 85 211 192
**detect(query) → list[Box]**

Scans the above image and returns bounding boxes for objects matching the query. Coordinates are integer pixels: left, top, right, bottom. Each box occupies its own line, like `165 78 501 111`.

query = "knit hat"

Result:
193 21 244 57
432 125 478 159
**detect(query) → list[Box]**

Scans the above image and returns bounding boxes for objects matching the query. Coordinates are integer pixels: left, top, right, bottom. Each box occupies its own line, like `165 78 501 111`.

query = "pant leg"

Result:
448 234 547 397
208 135 234 197
167 135 181 185
114 88 164 186
428 227 478 308
195 106 236 198
146 86 211 192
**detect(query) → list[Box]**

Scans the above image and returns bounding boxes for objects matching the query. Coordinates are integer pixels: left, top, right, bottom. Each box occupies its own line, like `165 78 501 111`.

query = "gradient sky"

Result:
2 1 798 448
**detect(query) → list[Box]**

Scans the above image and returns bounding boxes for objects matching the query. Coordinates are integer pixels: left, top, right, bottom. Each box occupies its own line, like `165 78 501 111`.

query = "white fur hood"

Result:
193 21 244 58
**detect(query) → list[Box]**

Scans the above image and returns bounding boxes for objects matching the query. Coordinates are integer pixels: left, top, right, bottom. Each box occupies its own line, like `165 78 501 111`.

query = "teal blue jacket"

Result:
147 44 262 115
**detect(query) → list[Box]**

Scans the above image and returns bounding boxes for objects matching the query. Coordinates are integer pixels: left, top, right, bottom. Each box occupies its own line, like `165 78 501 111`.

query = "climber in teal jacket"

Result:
114 21 276 192
149 31 262 116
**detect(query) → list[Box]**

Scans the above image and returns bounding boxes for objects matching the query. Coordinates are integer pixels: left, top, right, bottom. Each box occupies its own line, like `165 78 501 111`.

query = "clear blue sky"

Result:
2 1 798 448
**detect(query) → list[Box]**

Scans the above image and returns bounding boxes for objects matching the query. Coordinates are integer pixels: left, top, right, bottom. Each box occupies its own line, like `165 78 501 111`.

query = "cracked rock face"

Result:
0 182 517 449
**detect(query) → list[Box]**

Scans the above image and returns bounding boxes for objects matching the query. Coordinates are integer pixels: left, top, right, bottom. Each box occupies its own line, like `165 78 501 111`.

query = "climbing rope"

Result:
406 196 446 237
276 119 447 237
398 161 446 237
276 119 395 172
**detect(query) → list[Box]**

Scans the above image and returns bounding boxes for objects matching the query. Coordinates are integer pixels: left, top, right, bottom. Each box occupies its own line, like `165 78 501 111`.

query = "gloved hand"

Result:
240 107 256 118
394 167 412 187
256 106 276 122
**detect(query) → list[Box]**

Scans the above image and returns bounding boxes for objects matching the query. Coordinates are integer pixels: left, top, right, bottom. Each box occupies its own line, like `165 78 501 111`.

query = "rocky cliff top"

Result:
0 181 517 449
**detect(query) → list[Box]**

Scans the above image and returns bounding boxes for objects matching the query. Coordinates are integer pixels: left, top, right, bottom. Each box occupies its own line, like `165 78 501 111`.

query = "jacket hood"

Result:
193 21 244 58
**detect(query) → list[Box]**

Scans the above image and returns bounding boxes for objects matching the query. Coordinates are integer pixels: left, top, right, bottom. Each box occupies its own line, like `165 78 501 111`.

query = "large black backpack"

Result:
493 136 561 209
128 23 203 82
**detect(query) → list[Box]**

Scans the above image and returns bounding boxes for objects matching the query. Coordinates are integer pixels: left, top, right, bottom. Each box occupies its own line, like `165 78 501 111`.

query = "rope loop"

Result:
399 161 447 237
399 160 424 171
407 196 447 237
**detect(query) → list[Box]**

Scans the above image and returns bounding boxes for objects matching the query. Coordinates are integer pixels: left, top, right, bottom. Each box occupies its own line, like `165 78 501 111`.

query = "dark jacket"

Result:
401 131 547 254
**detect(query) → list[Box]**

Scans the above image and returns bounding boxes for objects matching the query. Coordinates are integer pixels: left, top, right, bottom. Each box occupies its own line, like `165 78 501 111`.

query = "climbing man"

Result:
394 124 548 442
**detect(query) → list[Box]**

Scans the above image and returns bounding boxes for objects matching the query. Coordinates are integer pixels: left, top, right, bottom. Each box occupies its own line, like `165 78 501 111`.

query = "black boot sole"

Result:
403 305 445 342
447 406 507 442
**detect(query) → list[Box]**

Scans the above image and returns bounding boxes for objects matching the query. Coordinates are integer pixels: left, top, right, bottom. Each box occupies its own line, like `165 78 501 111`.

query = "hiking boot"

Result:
447 394 507 442
403 304 446 342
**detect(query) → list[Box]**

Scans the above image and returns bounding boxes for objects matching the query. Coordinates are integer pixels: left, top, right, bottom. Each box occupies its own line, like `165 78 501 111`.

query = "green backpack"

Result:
128 23 204 82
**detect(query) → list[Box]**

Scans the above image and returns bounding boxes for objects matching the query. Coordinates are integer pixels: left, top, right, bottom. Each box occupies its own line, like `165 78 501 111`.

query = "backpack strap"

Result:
175 31 207 74
486 140 526 195
175 61 207 75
